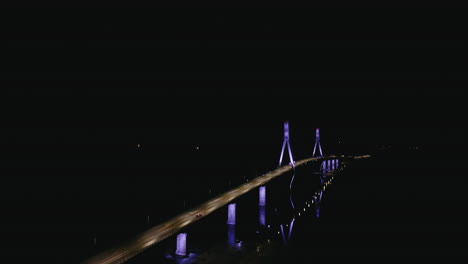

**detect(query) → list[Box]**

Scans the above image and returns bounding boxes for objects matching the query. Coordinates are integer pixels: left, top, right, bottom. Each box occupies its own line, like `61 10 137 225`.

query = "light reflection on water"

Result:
148 160 339 264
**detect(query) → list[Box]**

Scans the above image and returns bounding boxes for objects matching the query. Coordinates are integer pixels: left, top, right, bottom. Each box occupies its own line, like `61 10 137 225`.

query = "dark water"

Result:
1 144 466 263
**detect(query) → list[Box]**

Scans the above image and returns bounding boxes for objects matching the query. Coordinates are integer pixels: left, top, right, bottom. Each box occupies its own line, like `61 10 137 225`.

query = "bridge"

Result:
81 122 370 264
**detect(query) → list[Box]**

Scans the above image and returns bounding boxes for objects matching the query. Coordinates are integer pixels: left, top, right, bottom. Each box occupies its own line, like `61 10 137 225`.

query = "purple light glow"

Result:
313 196 321 218
227 224 235 245
259 186 266 206
312 128 324 157
259 206 266 226
279 121 295 167
284 122 289 139
280 224 287 245
175 233 187 256
321 160 328 172
288 218 295 240
227 203 236 225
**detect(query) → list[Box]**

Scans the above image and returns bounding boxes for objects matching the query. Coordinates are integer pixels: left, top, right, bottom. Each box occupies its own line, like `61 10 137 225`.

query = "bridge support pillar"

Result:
259 186 266 206
321 160 328 173
227 203 236 225
175 233 187 256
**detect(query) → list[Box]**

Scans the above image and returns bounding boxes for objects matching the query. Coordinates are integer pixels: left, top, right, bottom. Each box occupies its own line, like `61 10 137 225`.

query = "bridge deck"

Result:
81 155 367 264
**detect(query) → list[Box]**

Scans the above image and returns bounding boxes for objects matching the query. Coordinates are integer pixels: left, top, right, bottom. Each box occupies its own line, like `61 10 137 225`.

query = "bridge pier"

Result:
259 186 266 206
321 160 328 173
175 233 187 256
227 203 236 225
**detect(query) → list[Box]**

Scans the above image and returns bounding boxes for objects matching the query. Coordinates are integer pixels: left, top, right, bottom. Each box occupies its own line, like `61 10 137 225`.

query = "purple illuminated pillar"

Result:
327 159 331 170
332 159 335 170
227 203 236 225
259 186 266 206
259 205 266 226
175 233 187 256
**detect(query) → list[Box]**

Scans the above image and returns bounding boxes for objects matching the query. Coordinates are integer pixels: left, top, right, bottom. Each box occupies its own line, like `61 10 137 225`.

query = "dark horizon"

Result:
1 6 466 264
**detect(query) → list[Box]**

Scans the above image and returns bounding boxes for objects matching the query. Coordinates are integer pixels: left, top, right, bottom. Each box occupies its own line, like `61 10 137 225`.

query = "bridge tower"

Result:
312 128 324 158
278 121 295 168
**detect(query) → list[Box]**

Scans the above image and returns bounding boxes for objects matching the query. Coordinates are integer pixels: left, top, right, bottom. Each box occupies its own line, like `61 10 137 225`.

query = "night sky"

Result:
0 7 466 263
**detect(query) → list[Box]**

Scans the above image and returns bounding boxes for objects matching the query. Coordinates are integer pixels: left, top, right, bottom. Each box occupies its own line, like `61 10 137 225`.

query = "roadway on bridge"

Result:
81 155 366 264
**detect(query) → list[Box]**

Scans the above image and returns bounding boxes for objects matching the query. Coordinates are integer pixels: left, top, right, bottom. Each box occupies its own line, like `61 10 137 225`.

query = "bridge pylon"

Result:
278 121 295 168
312 128 324 158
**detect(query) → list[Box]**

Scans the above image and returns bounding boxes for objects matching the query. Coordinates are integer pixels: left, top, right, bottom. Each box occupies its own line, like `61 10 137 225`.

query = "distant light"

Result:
137 144 141 148
196 146 199 150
